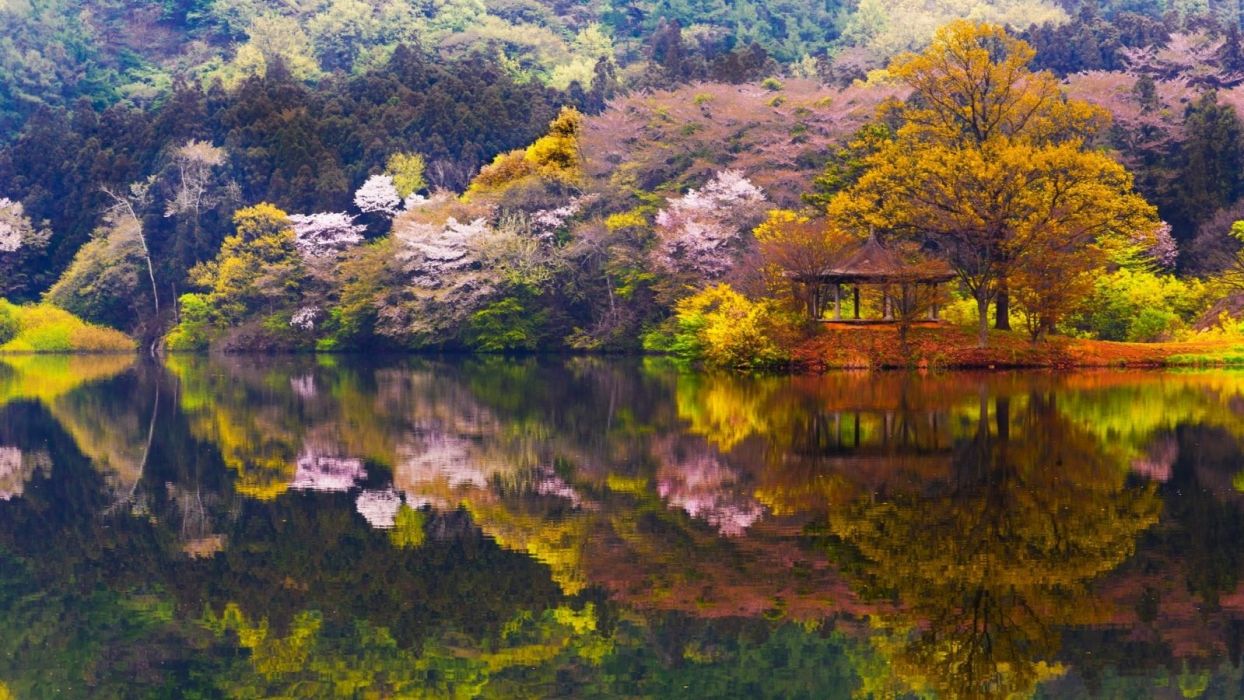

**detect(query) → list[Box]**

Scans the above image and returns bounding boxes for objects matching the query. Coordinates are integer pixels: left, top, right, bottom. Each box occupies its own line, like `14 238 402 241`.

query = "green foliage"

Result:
164 293 213 351
1072 268 1210 342
43 217 148 329
467 297 547 352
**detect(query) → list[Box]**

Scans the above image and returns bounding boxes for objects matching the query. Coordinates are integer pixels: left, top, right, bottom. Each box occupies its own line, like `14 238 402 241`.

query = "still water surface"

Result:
3 355 1244 697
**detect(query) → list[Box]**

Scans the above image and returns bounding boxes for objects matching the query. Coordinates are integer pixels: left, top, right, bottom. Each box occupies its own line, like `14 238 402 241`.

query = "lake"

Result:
3 355 1244 698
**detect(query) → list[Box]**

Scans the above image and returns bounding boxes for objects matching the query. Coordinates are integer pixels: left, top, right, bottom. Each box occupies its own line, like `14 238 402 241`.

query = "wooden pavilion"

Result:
794 236 956 322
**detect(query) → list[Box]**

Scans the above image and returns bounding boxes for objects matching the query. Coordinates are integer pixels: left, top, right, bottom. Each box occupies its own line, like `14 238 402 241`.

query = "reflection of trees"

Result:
817 391 1162 698
0 355 146 499
20 356 1244 696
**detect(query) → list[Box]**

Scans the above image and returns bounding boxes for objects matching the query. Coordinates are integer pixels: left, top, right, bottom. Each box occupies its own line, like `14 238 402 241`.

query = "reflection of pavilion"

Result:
788 406 956 479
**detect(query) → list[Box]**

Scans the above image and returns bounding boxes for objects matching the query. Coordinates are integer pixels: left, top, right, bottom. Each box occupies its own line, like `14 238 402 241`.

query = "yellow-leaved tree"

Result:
827 21 1160 346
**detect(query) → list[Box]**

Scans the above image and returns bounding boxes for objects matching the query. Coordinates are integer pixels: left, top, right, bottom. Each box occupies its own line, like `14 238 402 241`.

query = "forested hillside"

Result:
6 0 1244 360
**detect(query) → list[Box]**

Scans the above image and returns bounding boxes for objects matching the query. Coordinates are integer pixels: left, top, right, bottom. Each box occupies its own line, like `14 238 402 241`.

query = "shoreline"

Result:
4 325 1244 372
790 325 1244 372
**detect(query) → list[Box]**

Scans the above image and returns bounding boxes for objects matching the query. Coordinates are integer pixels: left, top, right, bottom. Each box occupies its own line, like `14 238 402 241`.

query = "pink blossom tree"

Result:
652 169 767 282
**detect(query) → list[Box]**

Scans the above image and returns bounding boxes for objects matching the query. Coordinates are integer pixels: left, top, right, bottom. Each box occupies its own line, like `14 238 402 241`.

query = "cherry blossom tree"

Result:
289 305 323 331
356 488 403 529
652 169 767 282
1149 222 1178 269
290 450 367 492
0 198 25 253
354 173 402 217
656 449 763 537
289 212 366 257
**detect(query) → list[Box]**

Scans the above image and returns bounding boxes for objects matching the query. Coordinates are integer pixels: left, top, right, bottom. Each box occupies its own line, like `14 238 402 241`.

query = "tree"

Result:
384 152 427 200
652 170 767 285
163 140 236 264
1011 245 1101 343
0 198 51 300
45 211 150 329
101 181 161 322
178 203 304 330
1176 90 1244 233
289 213 366 258
353 174 402 218
752 209 857 317
828 21 1159 347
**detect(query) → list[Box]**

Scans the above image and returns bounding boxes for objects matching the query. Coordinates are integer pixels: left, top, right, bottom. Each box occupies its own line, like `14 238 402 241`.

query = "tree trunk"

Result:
976 292 990 348
996 396 1010 443
994 282 1010 330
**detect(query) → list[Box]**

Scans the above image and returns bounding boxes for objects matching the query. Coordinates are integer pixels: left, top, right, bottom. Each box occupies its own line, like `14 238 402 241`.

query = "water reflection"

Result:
5 357 1244 696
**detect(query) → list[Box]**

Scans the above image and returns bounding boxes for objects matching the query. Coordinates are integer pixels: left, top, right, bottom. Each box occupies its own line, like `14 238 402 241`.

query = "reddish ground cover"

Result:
791 322 1242 371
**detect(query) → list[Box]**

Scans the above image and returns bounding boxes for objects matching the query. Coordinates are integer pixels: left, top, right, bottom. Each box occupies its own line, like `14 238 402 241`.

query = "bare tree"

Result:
102 180 160 320
164 140 230 242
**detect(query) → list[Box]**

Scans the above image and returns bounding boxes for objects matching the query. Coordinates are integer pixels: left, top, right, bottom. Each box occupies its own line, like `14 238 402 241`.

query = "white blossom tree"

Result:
289 212 366 258
0 198 25 253
652 170 767 281
354 173 402 217
356 488 403 529
0 198 52 298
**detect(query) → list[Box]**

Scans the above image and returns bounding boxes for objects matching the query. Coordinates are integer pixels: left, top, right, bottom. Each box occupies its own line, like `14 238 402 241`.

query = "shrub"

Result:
0 301 134 353
0 302 16 345
466 297 547 352
165 293 214 351
1071 268 1209 341
657 284 796 369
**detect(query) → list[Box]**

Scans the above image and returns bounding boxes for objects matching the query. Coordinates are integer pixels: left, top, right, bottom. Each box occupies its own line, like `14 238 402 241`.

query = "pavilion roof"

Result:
795 236 956 284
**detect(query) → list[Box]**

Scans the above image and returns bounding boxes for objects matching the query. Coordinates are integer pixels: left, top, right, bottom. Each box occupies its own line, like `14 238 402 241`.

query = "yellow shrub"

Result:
604 209 648 231
666 284 796 369
0 300 134 353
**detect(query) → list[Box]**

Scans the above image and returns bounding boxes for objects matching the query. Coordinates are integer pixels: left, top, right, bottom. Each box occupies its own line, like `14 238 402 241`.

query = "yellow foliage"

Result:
385 151 427 198
468 149 534 193
0 299 134 353
176 203 303 331
671 284 796 369
827 22 1158 346
207 603 322 679
389 504 427 548
604 209 648 231
467 106 583 196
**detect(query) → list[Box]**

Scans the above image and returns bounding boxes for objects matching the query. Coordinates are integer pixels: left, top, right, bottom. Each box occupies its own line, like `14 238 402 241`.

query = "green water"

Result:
2 355 1244 698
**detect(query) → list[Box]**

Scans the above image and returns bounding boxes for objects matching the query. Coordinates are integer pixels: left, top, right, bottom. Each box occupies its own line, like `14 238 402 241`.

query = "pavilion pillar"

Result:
883 292 892 320
833 283 842 320
928 283 938 321
853 286 860 319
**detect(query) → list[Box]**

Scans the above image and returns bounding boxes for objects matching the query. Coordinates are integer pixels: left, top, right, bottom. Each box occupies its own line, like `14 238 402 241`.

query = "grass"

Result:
792 322 1244 371
0 299 135 353
1166 345 1244 367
